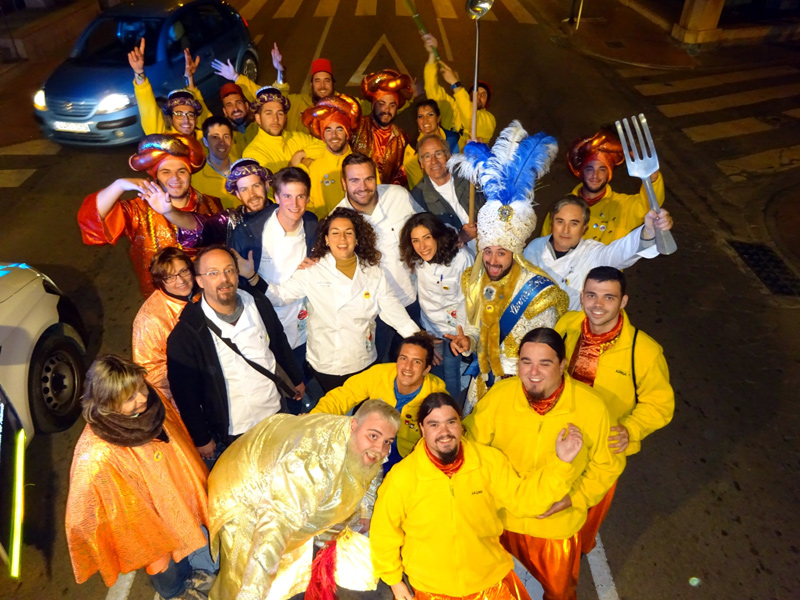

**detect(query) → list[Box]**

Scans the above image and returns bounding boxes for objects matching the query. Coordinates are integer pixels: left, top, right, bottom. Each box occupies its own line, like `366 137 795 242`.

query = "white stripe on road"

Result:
499 0 538 24
355 0 377 16
785 108 800 119
0 169 36 188
346 34 411 87
587 534 621 600
635 65 798 96
437 18 454 61
432 0 457 19
241 0 270 20
105 570 136 600
657 82 800 117
301 16 334 95
273 0 303 18
0 139 61 155
717 143 800 179
396 0 411 16
253 33 264 45
314 0 338 17
682 117 774 143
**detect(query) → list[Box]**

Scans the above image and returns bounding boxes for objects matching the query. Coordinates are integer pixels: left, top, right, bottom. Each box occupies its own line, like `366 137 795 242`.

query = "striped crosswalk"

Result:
620 64 800 181
0 139 61 188
239 0 538 23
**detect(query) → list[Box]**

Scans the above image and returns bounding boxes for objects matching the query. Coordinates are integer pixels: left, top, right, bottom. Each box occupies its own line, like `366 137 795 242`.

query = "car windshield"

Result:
72 17 163 65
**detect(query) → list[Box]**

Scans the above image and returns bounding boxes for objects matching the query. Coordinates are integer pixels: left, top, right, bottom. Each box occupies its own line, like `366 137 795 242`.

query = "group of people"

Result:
67 29 676 600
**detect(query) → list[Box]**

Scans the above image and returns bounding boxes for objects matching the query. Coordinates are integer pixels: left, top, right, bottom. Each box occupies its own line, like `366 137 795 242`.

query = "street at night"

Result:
0 0 799 599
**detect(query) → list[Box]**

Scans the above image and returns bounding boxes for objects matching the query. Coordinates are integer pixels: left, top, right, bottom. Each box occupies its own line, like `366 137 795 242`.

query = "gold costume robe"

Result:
208 413 380 600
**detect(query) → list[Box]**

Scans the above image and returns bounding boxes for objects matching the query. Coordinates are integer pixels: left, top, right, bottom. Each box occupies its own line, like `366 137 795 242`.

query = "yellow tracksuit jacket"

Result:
423 62 496 144
310 363 446 457
190 162 239 209
242 128 326 177
464 376 624 539
306 146 352 219
540 175 666 244
132 78 207 142
372 438 577 595
555 310 674 456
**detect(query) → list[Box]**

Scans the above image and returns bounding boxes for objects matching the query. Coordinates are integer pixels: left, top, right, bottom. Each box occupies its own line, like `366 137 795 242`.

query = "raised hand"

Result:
444 325 470 356
212 58 238 81
140 180 172 215
128 38 145 74
184 48 200 82
421 32 439 53
271 42 284 72
555 423 583 463
438 61 459 86
231 248 256 280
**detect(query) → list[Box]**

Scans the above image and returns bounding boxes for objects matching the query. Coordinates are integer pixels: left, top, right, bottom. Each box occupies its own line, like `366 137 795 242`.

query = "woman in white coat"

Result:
265 207 420 392
399 212 474 401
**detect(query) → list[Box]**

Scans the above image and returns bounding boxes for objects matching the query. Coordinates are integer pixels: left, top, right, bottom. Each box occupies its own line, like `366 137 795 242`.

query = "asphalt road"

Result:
1 1 799 599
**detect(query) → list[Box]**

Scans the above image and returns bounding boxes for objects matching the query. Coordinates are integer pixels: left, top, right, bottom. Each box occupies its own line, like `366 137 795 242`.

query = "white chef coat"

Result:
201 291 281 435
265 254 419 375
416 246 475 338
522 225 659 310
336 184 423 307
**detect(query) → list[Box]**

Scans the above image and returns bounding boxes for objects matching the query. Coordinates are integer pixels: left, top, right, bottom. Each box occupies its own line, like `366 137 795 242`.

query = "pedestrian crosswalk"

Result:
239 0 538 23
620 64 800 182
0 139 61 188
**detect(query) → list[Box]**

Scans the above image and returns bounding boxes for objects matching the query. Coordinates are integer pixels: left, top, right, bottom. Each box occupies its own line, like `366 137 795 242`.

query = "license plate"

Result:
52 121 90 133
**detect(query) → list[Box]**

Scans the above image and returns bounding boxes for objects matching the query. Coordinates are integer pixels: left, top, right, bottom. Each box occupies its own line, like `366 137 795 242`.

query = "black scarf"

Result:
90 386 169 447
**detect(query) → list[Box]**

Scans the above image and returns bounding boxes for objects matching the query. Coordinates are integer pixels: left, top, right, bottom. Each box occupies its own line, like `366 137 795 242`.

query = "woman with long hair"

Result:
400 212 474 399
265 207 419 392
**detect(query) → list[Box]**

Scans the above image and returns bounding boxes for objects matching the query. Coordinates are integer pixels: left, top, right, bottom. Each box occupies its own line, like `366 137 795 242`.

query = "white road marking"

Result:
0 139 60 155
432 0 457 19
274 0 303 18
105 570 136 600
355 0 376 16
784 108 800 119
499 0 538 24
346 34 412 87
395 0 411 16
253 33 264 45
301 16 334 95
314 0 338 17
587 534 621 600
657 82 800 117
437 18 454 61
617 66 671 78
0 169 36 188
718 144 800 179
241 0 270 20
682 117 774 143
636 65 798 96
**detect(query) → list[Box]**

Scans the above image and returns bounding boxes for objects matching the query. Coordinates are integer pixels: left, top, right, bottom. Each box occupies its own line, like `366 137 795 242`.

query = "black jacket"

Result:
411 173 485 232
166 285 303 447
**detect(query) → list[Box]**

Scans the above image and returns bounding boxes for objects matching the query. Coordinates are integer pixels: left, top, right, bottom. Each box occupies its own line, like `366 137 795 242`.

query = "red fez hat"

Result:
220 82 244 102
311 58 333 76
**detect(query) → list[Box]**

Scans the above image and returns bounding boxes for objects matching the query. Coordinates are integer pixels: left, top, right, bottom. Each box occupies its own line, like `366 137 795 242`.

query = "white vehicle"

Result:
0 263 87 577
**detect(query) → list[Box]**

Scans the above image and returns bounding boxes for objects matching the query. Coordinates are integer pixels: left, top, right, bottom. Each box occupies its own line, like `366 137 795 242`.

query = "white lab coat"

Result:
416 247 475 338
522 225 659 311
265 254 419 375
337 184 423 307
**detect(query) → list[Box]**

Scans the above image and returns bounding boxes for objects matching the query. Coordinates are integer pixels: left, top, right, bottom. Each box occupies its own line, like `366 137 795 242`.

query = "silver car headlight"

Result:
95 93 131 114
33 89 47 111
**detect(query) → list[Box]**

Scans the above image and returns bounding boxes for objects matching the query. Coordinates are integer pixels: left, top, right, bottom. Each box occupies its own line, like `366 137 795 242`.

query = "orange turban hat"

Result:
129 134 205 177
302 94 362 139
360 69 413 109
566 130 625 180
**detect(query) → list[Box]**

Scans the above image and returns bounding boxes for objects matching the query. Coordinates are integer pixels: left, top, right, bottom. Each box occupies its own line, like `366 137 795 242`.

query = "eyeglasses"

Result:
197 267 237 279
163 267 192 283
420 150 448 162
172 111 196 119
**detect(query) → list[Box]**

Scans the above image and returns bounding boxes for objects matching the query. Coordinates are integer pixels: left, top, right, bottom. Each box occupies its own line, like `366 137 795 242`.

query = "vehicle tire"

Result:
241 54 258 83
28 333 85 433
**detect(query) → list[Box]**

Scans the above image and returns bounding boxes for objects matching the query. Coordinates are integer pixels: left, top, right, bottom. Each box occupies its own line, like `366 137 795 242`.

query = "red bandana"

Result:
524 377 565 416
568 314 624 387
424 441 464 478
580 186 607 207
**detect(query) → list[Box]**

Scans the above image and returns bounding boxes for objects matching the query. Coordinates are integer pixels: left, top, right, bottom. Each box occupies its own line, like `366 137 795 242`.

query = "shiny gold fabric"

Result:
66 392 209 587
500 531 580 600
208 413 380 600
132 289 190 405
414 570 531 600
578 480 617 555
350 117 410 186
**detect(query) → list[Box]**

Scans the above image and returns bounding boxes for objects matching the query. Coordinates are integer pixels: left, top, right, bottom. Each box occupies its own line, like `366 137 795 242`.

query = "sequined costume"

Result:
208 413 382 600
78 188 221 297
132 288 192 404
176 205 249 248
65 390 209 587
351 117 410 187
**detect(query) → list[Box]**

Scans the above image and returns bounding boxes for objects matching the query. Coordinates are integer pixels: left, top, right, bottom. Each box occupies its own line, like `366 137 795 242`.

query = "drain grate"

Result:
728 241 800 296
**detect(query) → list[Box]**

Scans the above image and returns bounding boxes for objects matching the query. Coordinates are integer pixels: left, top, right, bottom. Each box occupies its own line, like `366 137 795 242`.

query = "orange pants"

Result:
413 570 531 600
578 480 618 555
500 531 580 600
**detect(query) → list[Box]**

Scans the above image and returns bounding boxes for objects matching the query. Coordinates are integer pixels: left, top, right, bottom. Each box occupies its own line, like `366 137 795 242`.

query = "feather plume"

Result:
448 141 492 183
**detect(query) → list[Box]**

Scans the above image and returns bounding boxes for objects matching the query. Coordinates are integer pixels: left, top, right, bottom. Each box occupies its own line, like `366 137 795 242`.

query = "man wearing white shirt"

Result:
336 152 423 361
523 195 674 310
167 246 304 465
410 134 484 247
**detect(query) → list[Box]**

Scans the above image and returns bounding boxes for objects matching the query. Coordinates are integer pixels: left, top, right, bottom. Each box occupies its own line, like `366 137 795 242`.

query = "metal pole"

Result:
468 19 480 223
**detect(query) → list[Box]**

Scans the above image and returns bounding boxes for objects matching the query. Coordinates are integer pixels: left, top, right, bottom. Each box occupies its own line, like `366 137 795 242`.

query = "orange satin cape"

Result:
77 188 221 297
65 392 209 587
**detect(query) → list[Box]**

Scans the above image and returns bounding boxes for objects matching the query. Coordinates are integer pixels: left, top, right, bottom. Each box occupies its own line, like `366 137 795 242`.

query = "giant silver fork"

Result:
615 114 677 255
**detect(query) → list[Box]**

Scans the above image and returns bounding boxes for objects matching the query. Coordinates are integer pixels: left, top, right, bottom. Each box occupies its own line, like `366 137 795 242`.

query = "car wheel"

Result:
28 333 85 433
241 54 258 82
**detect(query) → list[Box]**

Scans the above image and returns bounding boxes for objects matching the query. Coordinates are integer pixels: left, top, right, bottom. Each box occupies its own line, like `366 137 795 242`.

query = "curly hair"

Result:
399 212 460 271
311 207 382 267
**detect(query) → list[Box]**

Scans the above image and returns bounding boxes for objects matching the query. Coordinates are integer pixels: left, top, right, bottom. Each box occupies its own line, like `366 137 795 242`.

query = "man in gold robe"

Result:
208 400 400 600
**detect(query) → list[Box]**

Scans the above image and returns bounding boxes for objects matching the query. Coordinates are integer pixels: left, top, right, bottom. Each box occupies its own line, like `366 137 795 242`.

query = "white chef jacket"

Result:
258 212 308 349
416 246 475 338
201 292 281 435
336 184 423 307
522 225 659 311
265 254 419 375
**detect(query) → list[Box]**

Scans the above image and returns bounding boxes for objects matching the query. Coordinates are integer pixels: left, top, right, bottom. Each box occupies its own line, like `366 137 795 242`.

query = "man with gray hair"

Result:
208 400 400 600
523 195 674 310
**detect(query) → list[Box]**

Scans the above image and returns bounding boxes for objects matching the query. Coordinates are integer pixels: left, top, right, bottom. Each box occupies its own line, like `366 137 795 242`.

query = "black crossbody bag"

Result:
204 316 297 398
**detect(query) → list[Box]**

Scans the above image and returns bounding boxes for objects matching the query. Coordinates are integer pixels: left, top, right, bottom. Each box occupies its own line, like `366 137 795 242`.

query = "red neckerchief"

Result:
424 441 464 478
568 314 624 387
580 186 607 207
524 377 566 416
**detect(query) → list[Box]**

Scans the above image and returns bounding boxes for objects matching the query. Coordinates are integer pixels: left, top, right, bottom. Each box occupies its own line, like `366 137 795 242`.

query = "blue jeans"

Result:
149 528 218 598
431 341 463 404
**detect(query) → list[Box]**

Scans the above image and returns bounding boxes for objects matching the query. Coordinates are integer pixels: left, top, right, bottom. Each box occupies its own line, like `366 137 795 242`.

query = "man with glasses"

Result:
166 245 304 465
128 37 209 142
411 134 483 246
